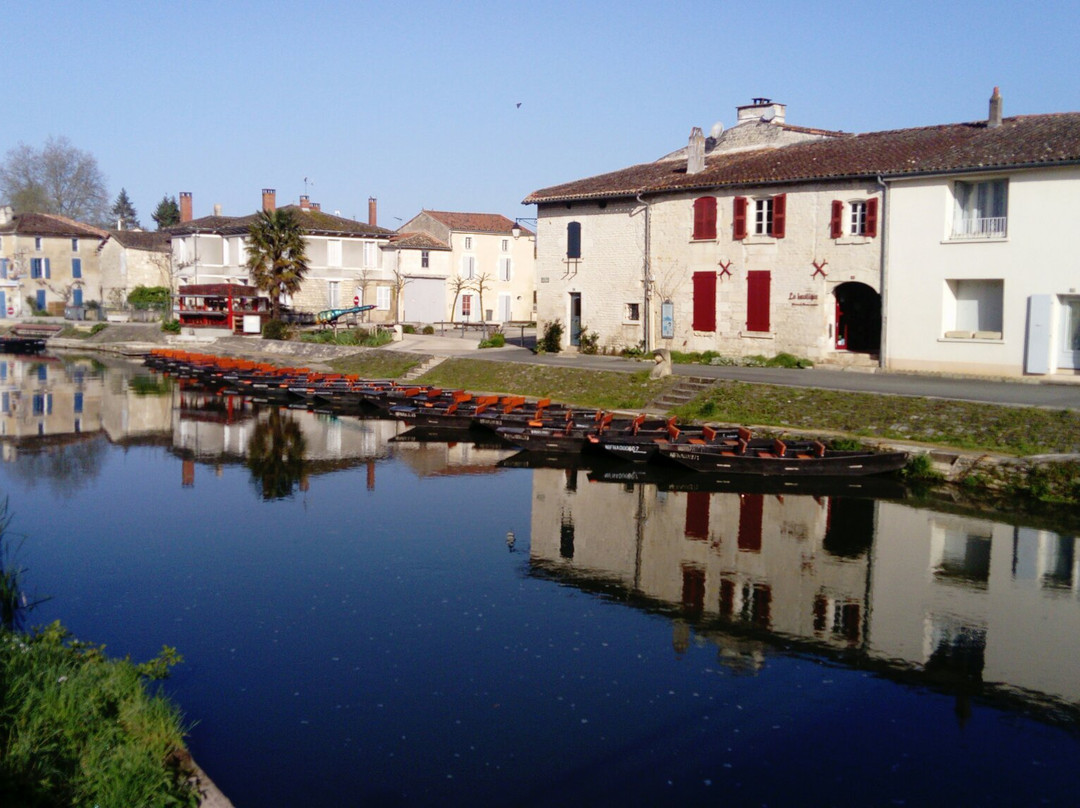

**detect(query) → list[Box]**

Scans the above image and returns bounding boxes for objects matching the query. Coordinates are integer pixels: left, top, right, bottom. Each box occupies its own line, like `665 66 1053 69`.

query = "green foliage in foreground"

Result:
670 350 813 368
0 622 196 806
673 380 1080 456
478 332 505 349
301 327 393 347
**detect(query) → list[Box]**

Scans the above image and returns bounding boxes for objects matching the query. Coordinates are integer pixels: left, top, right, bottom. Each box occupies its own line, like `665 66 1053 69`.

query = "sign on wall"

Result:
661 300 674 339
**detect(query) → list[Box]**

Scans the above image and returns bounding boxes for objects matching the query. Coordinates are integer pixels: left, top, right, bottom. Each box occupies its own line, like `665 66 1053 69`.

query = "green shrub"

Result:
160 319 181 334
89 322 108 336
402 324 417 334
422 325 435 335
127 286 170 311
765 352 814 369
539 319 563 353
262 319 291 341
578 327 599 355
479 332 506 349
903 453 943 481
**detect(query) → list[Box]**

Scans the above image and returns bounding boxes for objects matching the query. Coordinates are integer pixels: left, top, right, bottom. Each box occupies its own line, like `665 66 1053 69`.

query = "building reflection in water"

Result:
528 466 1080 714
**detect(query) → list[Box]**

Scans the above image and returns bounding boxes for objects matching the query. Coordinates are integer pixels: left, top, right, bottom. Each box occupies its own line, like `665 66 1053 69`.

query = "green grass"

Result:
326 350 424 379
301 327 393 347
416 358 679 410
672 380 1080 456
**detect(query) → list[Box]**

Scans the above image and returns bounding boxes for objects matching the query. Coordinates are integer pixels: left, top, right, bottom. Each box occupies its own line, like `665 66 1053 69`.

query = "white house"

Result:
395 210 536 325
525 92 1080 378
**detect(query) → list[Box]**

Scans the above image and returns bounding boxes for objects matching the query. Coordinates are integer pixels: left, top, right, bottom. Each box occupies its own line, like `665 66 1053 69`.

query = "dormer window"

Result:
952 179 1007 239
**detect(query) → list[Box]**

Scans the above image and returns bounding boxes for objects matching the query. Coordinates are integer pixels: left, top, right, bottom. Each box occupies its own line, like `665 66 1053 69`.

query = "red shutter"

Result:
746 270 770 332
772 193 786 238
866 197 879 238
692 271 717 332
732 196 747 240
693 197 716 240
684 492 710 539
737 493 764 552
830 200 844 239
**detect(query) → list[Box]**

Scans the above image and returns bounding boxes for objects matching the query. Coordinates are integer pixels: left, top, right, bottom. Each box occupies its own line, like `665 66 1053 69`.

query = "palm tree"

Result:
246 208 310 319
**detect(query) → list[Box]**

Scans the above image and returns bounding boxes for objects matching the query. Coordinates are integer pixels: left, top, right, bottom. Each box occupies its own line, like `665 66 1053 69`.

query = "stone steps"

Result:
401 354 448 381
649 376 716 411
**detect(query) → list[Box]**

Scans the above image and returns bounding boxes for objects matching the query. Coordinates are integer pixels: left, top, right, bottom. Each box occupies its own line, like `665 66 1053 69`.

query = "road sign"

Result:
353 296 359 305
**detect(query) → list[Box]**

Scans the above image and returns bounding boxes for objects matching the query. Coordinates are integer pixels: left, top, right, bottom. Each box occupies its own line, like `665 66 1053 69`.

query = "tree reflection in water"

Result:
3 436 108 498
245 407 307 500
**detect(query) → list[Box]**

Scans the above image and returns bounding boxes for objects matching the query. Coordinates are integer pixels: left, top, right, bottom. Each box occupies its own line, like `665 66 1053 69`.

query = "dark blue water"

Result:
1 356 1078 807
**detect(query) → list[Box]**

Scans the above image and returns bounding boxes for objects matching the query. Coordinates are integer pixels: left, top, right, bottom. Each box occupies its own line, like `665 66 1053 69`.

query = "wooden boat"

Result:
589 422 749 463
496 412 680 454
0 337 47 354
658 438 907 477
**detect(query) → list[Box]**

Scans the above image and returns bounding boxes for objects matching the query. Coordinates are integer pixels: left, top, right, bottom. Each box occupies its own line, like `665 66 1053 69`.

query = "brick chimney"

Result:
262 188 276 212
687 127 705 174
300 195 310 211
988 86 1003 129
311 202 321 211
368 197 377 227
179 192 193 223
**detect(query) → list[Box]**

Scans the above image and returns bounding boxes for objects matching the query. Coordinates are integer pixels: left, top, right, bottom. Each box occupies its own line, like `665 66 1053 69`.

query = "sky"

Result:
6 0 1079 229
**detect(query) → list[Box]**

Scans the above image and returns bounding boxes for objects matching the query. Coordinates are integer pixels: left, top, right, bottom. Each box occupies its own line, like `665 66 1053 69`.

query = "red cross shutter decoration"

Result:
812 260 828 279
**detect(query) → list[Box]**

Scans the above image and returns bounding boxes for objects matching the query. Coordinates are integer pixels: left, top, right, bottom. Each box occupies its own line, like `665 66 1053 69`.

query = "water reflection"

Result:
245 408 308 499
528 465 1080 718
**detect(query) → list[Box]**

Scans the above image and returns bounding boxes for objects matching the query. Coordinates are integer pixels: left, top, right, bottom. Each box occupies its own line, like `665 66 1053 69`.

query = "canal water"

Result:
1 354 1078 807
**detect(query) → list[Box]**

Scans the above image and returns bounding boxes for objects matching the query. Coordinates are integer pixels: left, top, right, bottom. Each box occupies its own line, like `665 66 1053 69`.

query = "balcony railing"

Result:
951 216 1007 239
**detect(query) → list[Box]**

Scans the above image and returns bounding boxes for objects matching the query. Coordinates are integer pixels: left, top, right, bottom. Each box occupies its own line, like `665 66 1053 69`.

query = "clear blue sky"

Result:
7 0 1078 228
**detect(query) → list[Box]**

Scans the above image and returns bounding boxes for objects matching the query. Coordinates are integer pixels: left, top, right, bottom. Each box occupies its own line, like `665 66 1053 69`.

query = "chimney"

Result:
311 202 321 211
687 127 705 174
262 188 276 212
736 98 786 125
368 197 377 227
179 192 193 223
988 86 1003 129
213 203 222 217
300 195 310 211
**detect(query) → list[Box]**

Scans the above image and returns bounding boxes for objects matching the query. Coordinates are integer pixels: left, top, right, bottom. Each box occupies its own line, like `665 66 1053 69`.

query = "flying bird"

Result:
516 102 522 108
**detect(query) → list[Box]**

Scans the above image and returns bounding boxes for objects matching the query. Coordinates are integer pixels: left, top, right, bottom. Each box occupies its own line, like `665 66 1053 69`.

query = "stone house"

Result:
524 92 1080 378
98 228 172 310
394 210 536 325
166 190 397 321
0 207 108 317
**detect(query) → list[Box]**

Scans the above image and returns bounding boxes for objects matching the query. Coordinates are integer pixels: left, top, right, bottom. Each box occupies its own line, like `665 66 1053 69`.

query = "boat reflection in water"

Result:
526 457 1080 717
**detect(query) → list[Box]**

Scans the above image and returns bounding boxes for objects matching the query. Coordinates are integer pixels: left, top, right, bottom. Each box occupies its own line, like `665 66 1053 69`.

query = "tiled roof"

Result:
422 210 530 235
0 212 109 239
165 206 394 238
525 113 1080 203
106 229 170 252
389 232 451 250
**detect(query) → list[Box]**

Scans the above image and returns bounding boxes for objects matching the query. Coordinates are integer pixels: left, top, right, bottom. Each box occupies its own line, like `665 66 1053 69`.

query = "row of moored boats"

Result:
144 349 909 477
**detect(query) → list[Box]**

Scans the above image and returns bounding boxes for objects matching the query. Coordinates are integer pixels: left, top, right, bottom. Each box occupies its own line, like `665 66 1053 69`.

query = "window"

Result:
461 255 476 279
501 238 509 252
363 242 377 268
692 197 717 240
735 194 785 238
952 179 1007 238
376 286 391 310
72 288 83 306
692 271 716 332
34 237 42 251
328 281 340 308
30 258 50 279
464 236 473 250
831 198 879 238
222 238 230 266
421 250 429 268
461 293 473 318
625 302 641 322
72 258 82 278
0 258 7 279
71 238 79 252
746 270 771 332
944 279 1003 338
566 221 581 259
499 257 512 282
74 392 83 413
328 239 342 267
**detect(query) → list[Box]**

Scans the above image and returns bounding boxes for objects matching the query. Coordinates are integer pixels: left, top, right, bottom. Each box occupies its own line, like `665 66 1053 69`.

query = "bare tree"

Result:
470 272 493 334
357 268 373 322
0 136 109 224
389 267 410 323
449 276 470 323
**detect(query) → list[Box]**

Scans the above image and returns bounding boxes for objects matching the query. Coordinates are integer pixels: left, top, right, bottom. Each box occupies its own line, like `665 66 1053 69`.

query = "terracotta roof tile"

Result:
525 113 1080 203
106 229 170 252
165 206 394 238
0 212 109 239
389 232 451 250
422 211 528 235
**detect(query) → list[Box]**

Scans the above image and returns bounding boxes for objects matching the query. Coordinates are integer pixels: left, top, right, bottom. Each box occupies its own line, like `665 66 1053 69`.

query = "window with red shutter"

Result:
772 193 786 238
746 270 770 332
866 197 879 238
733 196 747 240
684 492 710 539
830 200 844 239
692 271 716 332
692 197 717 240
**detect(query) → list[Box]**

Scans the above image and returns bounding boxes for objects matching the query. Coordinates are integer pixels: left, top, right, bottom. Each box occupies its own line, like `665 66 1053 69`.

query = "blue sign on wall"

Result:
661 300 674 339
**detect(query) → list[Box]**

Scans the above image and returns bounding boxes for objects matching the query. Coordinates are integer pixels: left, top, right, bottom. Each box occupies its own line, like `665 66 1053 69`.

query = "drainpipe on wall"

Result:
635 192 652 352
876 175 889 370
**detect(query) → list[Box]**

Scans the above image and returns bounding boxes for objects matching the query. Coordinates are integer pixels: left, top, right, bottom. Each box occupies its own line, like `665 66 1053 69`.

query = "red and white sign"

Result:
353 296 360 306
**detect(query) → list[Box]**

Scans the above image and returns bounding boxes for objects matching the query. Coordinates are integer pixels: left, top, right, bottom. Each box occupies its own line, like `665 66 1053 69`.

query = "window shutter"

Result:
746 270 771 332
693 197 716 240
732 197 747 240
866 197 879 238
772 194 786 238
830 200 844 239
692 271 717 332
684 492 710 539
44 258 51 279
567 221 581 259
0 258 7 279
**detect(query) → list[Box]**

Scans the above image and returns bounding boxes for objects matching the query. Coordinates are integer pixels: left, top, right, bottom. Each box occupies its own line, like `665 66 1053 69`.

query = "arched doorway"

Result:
833 282 881 353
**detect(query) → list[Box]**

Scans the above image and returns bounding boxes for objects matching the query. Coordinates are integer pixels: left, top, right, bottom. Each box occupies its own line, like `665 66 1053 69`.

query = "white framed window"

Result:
236 238 248 267
461 293 473 319
849 201 867 235
753 198 773 235
328 239 342 267
71 238 79 252
501 238 509 253
376 286 391 310
328 281 340 308
464 236 473 250
363 241 377 268
943 279 1003 338
499 257 512 282
461 255 476 279
34 237 42 251
625 302 641 322
421 250 429 268
952 179 1008 239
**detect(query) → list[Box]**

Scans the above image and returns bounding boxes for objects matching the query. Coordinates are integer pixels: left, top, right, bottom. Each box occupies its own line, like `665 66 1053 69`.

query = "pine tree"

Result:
151 195 180 230
110 188 140 230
